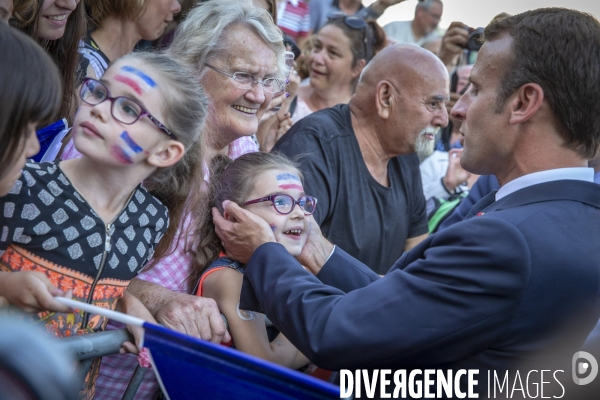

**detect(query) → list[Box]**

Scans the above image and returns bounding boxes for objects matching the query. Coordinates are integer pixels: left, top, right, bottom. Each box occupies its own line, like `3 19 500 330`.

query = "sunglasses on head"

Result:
326 12 371 61
327 12 367 29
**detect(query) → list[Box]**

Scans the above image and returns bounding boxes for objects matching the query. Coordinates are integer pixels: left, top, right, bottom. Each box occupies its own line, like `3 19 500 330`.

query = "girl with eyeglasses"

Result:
190 152 313 369
291 15 386 124
0 51 206 398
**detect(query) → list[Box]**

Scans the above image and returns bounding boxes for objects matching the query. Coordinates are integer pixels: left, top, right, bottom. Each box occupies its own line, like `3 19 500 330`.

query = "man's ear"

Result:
375 81 393 120
147 140 185 168
509 83 544 125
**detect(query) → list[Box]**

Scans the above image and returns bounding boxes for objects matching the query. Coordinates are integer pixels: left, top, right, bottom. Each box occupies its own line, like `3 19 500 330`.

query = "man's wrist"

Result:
307 238 334 274
368 1 387 17
127 279 176 317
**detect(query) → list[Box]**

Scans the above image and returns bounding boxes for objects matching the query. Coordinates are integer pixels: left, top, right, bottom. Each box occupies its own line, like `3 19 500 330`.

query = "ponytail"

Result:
366 19 387 60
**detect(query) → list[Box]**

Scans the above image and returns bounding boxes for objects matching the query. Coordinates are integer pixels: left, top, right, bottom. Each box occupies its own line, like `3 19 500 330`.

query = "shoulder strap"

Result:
195 258 245 296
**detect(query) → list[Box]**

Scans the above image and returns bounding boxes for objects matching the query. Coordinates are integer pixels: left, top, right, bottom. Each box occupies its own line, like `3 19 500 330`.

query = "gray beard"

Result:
415 132 435 160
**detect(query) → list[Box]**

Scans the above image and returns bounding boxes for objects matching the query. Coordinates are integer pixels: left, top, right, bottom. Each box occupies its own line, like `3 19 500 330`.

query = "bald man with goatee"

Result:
272 44 449 274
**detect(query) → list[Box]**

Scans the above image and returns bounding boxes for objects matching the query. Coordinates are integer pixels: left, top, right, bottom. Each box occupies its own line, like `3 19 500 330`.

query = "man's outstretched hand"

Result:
212 201 276 263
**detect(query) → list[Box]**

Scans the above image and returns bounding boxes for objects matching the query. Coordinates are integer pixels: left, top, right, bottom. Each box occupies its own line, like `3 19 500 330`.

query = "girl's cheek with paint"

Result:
110 145 134 164
110 131 145 164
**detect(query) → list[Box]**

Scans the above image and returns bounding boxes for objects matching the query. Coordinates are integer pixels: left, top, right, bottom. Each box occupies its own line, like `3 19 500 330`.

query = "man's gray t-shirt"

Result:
273 104 428 274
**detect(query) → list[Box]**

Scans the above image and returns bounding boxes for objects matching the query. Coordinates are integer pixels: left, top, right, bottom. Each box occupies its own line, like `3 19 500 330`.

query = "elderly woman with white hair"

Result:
93 1 286 398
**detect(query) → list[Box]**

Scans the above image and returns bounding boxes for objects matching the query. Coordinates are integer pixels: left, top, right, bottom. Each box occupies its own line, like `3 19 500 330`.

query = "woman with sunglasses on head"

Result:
191 152 312 368
0 51 206 398
291 14 386 124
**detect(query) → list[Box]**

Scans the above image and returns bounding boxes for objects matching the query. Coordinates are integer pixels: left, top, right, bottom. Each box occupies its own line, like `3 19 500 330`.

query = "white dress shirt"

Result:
496 167 593 201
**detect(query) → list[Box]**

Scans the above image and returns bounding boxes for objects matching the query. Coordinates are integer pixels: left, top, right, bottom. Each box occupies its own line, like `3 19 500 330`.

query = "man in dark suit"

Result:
214 8 600 396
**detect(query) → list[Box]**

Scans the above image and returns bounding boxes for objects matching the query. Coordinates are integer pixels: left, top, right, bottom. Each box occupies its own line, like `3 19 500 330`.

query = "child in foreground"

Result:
192 152 313 369
0 51 206 397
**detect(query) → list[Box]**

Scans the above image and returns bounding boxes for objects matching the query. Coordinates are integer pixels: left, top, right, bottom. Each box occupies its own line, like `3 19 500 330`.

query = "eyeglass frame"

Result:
326 12 371 62
203 63 285 94
79 77 177 139
243 194 318 216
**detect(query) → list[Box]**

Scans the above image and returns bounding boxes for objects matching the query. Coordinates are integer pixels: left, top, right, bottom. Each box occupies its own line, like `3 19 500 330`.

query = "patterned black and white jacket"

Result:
0 161 168 337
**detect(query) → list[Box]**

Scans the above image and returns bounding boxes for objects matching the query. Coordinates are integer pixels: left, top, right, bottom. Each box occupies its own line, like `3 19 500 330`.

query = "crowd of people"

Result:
1 0 600 399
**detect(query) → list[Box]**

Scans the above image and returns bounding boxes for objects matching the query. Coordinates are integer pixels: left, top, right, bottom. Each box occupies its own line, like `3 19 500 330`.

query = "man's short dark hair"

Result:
484 8 600 159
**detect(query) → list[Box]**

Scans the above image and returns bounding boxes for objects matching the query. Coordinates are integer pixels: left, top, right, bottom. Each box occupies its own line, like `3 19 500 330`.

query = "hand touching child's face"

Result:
242 169 311 256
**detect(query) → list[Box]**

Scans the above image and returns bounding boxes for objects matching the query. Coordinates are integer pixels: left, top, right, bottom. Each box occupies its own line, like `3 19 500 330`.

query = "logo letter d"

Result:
572 351 598 385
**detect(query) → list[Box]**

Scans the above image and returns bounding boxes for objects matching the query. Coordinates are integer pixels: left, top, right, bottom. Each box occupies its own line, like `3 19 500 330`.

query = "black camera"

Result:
464 27 484 51
283 35 301 59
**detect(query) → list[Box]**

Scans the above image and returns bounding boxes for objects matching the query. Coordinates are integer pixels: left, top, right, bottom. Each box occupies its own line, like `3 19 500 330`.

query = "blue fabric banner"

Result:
143 323 339 400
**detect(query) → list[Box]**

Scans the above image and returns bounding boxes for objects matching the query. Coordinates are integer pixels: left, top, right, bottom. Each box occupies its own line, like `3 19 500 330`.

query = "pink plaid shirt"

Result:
136 135 258 289
95 136 259 400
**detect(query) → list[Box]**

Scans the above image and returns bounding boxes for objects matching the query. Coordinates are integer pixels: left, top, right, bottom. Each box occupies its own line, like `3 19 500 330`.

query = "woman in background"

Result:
12 0 86 121
291 15 386 123
61 0 182 160
79 0 182 80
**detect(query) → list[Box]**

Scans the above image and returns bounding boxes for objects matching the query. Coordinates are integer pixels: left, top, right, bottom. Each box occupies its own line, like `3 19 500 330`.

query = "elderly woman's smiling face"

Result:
201 23 279 148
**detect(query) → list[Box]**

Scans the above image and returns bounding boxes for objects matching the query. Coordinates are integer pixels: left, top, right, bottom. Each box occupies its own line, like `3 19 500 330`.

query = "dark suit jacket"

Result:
241 180 600 376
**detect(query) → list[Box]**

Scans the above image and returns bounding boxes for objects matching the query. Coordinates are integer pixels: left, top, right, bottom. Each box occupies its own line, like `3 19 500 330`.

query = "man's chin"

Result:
415 139 435 160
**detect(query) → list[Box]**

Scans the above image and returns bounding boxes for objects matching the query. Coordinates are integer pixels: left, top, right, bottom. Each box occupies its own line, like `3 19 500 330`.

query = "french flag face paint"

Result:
278 183 304 191
120 131 143 154
117 66 157 95
276 173 303 191
115 75 143 95
110 131 144 164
